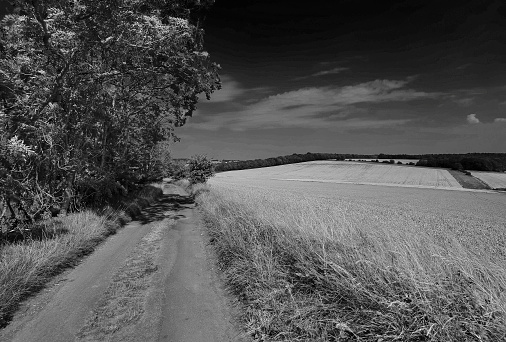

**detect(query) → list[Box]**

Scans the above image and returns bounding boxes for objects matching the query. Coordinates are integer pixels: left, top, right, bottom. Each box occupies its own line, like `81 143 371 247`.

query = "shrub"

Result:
187 155 215 184
169 161 188 181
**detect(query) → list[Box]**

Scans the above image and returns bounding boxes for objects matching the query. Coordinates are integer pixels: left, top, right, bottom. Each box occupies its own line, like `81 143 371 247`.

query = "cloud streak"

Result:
311 67 349 77
192 78 443 131
295 67 349 80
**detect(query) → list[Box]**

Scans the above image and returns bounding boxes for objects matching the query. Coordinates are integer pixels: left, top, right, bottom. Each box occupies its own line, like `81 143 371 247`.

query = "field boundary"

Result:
271 177 498 193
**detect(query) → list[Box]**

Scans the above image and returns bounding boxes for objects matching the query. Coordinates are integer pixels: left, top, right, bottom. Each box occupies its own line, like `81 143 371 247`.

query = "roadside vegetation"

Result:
0 0 220 233
171 154 215 185
0 0 220 329
0 185 162 328
196 182 506 341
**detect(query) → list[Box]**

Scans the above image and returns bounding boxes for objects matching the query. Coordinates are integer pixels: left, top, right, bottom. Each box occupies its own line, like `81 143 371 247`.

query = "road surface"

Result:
0 184 245 342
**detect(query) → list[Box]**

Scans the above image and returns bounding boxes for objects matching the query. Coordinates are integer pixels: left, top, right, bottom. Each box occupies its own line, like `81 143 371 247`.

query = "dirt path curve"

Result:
0 184 245 342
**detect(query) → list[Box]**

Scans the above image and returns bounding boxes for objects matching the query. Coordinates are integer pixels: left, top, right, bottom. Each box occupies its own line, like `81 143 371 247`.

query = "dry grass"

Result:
196 182 506 341
0 185 163 327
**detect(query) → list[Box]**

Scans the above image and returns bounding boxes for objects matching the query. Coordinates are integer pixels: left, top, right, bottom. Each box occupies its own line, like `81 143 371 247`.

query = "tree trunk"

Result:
101 124 108 169
61 172 76 216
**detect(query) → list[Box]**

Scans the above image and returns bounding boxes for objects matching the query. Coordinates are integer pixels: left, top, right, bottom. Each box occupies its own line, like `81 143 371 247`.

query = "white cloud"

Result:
466 114 480 124
494 118 506 122
205 75 245 103
311 67 349 77
191 78 441 131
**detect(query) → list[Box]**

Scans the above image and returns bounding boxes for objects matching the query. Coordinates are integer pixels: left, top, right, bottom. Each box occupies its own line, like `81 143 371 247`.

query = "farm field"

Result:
200 174 506 341
472 171 506 189
218 160 463 190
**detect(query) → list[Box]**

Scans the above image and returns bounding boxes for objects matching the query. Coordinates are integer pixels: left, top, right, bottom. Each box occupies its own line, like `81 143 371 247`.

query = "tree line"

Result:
416 153 506 172
215 153 346 172
0 0 220 228
215 152 506 173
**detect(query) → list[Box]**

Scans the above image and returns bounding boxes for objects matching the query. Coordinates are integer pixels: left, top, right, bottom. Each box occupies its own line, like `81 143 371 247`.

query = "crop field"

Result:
472 171 506 189
218 160 463 189
197 170 506 341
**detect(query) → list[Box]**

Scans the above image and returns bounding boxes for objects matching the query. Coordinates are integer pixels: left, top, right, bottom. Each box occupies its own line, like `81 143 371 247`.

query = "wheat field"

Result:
472 171 506 189
217 160 463 189
197 169 506 341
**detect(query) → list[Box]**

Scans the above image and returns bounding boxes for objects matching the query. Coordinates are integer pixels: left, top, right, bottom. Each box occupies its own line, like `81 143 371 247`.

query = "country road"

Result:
0 184 245 342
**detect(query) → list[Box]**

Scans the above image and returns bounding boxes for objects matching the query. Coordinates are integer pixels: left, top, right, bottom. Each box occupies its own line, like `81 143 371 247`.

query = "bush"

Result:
187 155 215 184
169 161 188 181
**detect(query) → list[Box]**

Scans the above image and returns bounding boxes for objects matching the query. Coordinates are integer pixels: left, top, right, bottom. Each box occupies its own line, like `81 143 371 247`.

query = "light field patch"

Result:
472 171 506 189
217 160 462 189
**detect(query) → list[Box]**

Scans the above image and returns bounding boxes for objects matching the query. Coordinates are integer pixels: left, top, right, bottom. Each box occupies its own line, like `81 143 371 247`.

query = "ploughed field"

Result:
217 160 463 189
199 162 506 341
472 171 506 189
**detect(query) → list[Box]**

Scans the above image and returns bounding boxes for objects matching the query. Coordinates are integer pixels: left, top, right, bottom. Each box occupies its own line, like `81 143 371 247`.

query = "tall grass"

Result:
0 185 162 327
197 184 506 341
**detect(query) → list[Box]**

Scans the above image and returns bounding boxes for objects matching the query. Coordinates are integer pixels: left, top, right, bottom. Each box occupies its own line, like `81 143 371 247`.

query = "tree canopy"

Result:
0 0 220 226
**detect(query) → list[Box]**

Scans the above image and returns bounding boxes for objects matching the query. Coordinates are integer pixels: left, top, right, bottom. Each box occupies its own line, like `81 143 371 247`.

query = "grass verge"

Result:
448 170 490 190
196 184 506 341
0 185 163 328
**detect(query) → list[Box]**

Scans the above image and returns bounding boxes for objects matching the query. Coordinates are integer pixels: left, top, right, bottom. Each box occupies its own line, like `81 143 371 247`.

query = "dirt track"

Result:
0 184 245 342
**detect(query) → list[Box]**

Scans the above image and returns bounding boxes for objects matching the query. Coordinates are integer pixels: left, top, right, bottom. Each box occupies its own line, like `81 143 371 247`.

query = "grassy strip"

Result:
196 185 506 342
447 170 490 190
0 185 163 328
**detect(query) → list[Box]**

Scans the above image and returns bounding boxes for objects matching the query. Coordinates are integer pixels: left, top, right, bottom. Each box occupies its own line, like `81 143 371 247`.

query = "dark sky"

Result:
173 0 506 159
1 1 505 159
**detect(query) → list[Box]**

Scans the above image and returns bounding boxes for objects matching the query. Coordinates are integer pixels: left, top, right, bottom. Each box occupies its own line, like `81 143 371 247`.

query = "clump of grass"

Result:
0 185 162 327
196 184 506 341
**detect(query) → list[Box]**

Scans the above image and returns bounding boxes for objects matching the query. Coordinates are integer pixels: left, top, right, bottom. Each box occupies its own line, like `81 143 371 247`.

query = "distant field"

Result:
472 171 506 189
218 160 463 189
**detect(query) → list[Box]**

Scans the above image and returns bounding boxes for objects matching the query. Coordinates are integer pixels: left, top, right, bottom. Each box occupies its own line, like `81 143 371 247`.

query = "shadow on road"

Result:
138 193 194 225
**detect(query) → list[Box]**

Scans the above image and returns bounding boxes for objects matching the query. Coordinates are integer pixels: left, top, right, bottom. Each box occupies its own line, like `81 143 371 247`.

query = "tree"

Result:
0 0 220 224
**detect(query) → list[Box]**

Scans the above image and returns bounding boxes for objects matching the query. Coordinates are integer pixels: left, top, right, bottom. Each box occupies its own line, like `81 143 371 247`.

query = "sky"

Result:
172 0 506 159
1 1 505 159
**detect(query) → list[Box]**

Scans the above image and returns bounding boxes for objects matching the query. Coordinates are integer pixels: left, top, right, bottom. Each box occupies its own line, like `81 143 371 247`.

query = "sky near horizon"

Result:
172 0 506 159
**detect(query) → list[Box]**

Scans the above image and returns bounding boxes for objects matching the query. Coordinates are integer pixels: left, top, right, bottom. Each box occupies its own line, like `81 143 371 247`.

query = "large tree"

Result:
0 0 220 225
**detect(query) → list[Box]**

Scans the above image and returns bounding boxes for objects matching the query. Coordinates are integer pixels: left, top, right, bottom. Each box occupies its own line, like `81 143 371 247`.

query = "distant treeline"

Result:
416 153 506 172
378 154 423 159
215 153 346 172
214 152 506 173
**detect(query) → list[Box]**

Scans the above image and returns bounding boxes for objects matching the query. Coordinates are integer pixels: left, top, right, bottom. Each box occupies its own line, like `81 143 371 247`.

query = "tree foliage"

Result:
416 154 506 172
0 0 220 228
